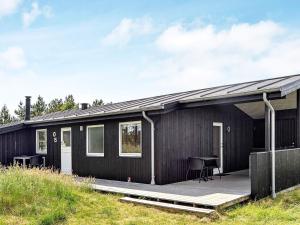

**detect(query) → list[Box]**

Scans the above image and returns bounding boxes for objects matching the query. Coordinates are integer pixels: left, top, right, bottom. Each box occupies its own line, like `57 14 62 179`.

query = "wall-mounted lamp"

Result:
227 126 231 133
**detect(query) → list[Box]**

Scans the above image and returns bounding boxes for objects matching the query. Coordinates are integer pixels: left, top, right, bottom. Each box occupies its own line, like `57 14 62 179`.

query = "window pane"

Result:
121 123 141 154
38 131 46 141
37 130 47 153
63 131 71 147
88 126 104 154
39 141 47 152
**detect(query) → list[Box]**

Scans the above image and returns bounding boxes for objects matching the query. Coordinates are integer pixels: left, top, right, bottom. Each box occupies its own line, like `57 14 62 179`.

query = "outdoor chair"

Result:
29 155 45 168
185 157 208 182
205 155 221 180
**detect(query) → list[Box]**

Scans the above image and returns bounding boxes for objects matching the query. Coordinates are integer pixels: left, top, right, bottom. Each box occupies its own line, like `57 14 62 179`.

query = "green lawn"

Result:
0 167 299 225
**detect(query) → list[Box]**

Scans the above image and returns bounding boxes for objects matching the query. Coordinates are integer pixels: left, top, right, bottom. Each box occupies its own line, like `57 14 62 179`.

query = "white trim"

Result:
119 121 142 158
36 129 47 154
61 127 72 174
119 153 142 157
213 122 223 174
86 124 104 157
61 127 72 147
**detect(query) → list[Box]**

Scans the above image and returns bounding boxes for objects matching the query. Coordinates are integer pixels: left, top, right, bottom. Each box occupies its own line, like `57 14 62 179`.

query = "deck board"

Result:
120 197 216 216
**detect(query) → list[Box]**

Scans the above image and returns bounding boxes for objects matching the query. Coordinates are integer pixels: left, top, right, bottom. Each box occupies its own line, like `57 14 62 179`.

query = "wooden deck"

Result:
91 170 251 209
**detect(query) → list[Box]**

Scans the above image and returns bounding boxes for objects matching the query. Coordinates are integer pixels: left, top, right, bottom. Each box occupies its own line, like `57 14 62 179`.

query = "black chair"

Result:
205 155 221 180
29 155 45 168
185 157 208 182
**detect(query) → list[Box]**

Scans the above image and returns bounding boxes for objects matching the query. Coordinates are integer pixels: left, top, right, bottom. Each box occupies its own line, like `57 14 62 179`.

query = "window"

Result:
36 129 47 154
119 121 142 157
86 125 104 156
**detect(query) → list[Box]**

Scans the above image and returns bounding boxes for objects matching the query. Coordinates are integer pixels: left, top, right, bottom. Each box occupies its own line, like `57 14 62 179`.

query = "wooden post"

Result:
297 90 300 147
265 105 270 151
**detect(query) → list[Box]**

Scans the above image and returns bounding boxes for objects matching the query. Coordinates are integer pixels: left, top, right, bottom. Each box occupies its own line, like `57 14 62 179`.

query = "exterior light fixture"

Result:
227 126 231 133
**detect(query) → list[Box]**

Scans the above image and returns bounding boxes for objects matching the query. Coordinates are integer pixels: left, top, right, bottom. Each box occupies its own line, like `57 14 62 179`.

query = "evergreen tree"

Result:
61 95 77 111
14 101 25 120
92 99 104 107
47 98 63 113
0 105 12 124
32 95 47 117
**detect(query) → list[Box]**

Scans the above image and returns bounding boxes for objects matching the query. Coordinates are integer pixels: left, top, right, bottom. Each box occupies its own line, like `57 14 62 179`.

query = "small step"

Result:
120 197 216 216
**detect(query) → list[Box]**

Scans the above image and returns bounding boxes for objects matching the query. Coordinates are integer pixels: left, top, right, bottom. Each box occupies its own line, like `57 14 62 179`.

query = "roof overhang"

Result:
0 123 25 135
235 91 297 119
178 90 283 109
280 79 300 96
25 106 165 127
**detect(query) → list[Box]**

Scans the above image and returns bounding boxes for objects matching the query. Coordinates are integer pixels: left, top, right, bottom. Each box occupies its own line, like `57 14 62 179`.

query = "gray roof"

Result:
0 121 23 129
1 74 300 129
0 121 24 134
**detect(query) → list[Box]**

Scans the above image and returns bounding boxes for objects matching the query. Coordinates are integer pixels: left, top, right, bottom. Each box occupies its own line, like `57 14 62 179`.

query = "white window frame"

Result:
36 129 47 154
86 124 104 157
119 121 142 157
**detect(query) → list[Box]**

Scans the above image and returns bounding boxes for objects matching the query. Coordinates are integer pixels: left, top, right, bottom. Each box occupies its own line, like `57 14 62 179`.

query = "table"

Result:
198 157 218 161
13 155 46 168
198 157 219 180
191 157 218 165
13 155 32 168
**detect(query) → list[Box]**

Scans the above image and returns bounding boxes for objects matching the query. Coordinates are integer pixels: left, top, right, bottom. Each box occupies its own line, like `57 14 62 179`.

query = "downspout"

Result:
263 93 276 199
142 111 155 185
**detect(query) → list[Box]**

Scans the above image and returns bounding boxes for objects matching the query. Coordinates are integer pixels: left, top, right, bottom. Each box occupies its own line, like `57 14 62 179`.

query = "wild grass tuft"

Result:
214 188 300 225
0 166 299 225
0 166 89 224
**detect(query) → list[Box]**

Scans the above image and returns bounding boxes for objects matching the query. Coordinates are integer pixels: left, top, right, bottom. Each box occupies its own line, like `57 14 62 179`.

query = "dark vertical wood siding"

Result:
0 129 34 165
0 118 152 183
71 118 151 183
250 148 300 199
253 109 296 149
22 127 61 168
1 105 299 186
28 118 151 183
46 126 61 168
155 105 253 184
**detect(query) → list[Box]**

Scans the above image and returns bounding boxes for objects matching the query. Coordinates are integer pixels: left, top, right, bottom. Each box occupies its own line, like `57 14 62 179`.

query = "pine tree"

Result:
32 95 47 117
92 99 104 107
14 101 25 120
60 95 78 111
47 98 63 113
0 105 12 124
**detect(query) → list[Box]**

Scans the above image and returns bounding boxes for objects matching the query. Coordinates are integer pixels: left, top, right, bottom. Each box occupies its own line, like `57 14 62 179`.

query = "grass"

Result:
0 166 299 225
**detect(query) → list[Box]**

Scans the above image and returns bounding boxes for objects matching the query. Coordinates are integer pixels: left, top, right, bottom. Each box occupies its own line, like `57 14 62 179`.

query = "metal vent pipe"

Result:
25 96 31 121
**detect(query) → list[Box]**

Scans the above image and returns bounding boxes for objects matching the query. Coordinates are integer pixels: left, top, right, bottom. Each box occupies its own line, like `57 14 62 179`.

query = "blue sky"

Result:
1 0 300 112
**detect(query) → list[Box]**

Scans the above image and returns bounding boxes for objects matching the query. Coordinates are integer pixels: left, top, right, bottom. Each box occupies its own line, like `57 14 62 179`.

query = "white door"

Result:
61 127 72 174
213 122 223 174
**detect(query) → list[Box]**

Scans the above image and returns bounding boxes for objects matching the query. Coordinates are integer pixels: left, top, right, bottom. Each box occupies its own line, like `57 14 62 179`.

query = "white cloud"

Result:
102 17 153 46
0 47 26 70
156 21 283 54
0 0 22 17
139 20 300 90
0 46 29 110
22 2 52 28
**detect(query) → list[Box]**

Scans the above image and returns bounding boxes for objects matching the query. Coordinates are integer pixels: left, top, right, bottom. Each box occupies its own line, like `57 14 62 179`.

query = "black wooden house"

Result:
1 74 300 186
